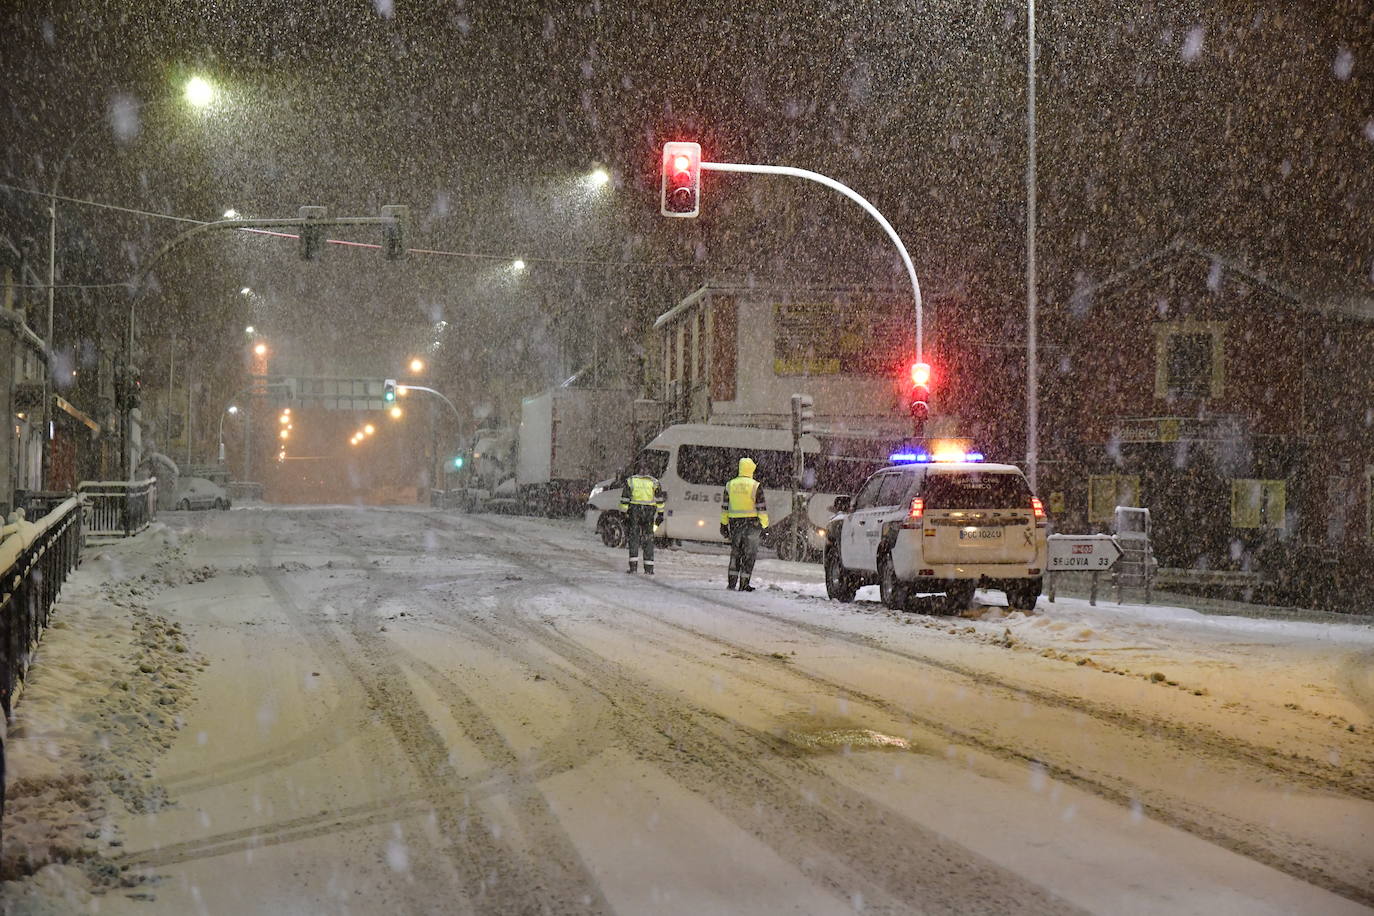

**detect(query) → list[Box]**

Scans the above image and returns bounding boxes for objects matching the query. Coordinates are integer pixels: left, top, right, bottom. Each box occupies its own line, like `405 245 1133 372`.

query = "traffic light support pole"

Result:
396 385 465 467
701 160 924 362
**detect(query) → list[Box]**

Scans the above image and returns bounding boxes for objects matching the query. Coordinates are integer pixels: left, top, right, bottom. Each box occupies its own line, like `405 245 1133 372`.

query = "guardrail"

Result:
77 479 158 538
0 496 84 720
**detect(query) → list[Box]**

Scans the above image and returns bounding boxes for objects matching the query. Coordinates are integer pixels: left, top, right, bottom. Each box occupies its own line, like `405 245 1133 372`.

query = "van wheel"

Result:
178 499 190 511
825 549 857 602
1007 578 1042 612
943 581 976 615
878 555 910 610
597 513 627 549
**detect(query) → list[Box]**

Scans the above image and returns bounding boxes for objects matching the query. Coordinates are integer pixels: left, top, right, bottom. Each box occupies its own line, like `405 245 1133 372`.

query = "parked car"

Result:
171 477 231 511
823 451 1048 614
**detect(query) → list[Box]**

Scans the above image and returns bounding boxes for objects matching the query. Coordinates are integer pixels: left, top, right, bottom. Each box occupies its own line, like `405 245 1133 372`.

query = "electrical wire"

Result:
0 180 708 272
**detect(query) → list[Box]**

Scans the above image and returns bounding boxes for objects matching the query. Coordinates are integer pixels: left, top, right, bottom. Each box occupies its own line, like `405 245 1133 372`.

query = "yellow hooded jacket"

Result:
719 457 769 527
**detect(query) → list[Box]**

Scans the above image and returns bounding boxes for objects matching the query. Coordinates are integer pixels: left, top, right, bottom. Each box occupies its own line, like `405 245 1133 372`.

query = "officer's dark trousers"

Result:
626 504 657 565
726 518 762 587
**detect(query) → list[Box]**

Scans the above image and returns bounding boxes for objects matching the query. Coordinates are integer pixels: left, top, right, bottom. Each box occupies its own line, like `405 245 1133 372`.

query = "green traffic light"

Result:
453 456 464 469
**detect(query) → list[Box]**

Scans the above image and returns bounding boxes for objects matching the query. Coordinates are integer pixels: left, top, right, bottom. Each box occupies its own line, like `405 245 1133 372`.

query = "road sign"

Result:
1047 534 1122 571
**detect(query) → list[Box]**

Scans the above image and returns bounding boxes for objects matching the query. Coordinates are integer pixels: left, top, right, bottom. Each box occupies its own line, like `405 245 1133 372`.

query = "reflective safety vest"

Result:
619 475 664 510
720 476 769 527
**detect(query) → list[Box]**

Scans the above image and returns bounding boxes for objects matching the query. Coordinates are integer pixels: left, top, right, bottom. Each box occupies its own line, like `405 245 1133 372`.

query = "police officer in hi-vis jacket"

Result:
719 457 769 591
619 462 666 574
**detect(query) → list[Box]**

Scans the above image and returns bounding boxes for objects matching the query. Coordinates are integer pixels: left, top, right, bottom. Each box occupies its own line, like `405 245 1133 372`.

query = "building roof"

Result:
1075 237 1374 322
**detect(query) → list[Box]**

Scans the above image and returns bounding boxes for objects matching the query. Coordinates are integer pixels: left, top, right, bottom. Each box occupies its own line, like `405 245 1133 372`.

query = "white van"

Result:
584 424 889 560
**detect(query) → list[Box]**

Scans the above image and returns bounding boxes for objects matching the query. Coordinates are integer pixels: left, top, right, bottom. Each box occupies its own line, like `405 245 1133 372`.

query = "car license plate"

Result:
958 527 1002 541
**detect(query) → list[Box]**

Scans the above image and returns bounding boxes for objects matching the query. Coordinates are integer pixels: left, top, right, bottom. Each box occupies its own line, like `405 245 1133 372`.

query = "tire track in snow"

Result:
430 511 1374 908
467 512 1374 803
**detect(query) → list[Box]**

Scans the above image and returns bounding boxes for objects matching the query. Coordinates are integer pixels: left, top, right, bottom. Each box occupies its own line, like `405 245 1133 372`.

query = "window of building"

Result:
1230 478 1286 530
1153 321 1225 400
1088 474 1141 524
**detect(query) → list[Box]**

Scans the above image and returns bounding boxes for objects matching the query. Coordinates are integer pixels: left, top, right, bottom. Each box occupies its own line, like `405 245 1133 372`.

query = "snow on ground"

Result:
2 523 211 908
1 506 1370 914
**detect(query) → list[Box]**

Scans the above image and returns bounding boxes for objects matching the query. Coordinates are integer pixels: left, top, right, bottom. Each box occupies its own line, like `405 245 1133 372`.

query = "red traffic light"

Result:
910 361 931 387
660 141 702 218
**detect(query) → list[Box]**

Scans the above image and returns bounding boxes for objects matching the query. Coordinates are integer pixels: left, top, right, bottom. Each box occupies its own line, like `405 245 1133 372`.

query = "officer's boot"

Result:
627 559 638 574
727 575 738 590
738 577 755 592
644 563 654 575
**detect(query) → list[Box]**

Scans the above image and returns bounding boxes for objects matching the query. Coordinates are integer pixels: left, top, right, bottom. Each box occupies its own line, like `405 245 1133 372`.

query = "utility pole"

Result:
1026 0 1040 490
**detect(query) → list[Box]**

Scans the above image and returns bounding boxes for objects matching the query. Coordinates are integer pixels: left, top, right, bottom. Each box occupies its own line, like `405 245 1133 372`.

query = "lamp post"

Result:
47 77 216 478
218 405 238 463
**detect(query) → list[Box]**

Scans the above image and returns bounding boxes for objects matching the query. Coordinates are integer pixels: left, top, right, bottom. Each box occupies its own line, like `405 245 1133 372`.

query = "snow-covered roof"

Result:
1076 237 1374 322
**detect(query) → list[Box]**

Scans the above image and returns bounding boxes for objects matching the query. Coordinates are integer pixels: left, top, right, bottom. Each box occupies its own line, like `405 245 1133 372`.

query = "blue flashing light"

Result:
890 450 986 464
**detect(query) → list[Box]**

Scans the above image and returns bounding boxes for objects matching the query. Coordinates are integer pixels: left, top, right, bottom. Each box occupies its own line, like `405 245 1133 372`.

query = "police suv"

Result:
823 449 1048 614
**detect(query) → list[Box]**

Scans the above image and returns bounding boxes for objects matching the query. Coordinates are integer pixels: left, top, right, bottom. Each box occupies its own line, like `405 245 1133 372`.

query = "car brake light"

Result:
909 497 924 520
1030 496 1046 525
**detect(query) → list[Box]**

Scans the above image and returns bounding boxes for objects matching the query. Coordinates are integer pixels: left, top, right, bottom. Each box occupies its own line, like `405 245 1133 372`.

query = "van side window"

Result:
638 448 670 479
678 445 792 488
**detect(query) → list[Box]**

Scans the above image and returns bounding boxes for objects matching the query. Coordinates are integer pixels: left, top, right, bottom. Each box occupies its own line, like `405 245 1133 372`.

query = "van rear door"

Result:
920 469 1037 565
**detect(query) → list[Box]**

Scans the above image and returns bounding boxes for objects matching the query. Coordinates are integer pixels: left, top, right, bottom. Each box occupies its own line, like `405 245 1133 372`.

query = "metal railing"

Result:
77 479 158 537
0 496 84 719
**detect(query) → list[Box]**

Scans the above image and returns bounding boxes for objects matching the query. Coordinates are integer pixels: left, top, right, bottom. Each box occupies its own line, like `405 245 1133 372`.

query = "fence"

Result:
0 496 84 719
77 479 158 538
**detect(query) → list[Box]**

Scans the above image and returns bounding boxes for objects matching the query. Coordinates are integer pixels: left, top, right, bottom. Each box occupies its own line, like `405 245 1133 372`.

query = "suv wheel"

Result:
943 580 976 615
824 549 857 602
878 555 910 610
598 512 627 549
1007 578 1042 612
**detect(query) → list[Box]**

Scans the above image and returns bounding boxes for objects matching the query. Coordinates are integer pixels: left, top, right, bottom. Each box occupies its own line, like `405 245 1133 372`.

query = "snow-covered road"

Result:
4 506 1372 914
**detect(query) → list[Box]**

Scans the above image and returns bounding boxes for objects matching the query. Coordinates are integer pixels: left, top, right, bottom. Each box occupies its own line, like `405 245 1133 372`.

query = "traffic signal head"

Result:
907 362 931 424
452 455 465 470
380 205 407 260
298 206 326 261
660 142 702 218
383 378 397 403
790 393 815 438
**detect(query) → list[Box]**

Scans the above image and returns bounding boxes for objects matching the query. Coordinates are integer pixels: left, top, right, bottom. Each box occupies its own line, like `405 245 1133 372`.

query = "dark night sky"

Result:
1 0 1371 408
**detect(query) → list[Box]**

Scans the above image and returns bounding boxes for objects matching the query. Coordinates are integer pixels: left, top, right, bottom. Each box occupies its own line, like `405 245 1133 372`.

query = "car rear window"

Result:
922 471 1031 509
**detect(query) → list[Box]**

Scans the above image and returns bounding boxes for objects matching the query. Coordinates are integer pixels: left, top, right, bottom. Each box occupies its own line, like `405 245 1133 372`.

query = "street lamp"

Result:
253 342 268 356
588 167 610 187
225 209 240 220
390 406 403 419
408 358 425 374
47 76 219 479
184 76 216 108
218 404 239 462
245 325 255 335
511 259 526 272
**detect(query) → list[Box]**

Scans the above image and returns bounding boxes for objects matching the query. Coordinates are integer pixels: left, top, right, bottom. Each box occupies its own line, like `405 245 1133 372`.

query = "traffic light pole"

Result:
396 385 465 489
701 160 924 363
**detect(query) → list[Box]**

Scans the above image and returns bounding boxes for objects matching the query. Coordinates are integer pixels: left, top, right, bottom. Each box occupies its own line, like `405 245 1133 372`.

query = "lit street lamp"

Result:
46 75 217 479
254 342 268 356
512 259 526 272
218 404 239 462
589 167 610 187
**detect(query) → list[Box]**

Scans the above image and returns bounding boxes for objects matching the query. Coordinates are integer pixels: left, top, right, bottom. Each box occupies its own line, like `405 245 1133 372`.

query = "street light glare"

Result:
590 167 610 187
245 325 255 334
184 76 215 108
512 259 526 272
364 424 376 436
390 406 403 419
254 342 268 356
226 210 240 220
239 286 251 295
227 405 239 415
409 358 424 373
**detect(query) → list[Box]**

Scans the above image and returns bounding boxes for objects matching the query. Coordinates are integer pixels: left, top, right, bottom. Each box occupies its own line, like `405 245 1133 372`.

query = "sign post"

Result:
1046 534 1123 606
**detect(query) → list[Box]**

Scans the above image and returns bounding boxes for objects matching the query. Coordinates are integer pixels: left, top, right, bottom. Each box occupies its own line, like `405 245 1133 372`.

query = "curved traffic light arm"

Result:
700 160 925 363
